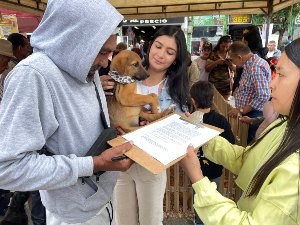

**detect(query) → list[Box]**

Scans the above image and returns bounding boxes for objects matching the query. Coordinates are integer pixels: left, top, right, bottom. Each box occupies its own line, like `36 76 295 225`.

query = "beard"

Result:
86 64 101 82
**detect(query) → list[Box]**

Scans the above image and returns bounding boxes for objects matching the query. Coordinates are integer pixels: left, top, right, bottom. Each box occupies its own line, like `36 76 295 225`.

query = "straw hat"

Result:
0 39 14 58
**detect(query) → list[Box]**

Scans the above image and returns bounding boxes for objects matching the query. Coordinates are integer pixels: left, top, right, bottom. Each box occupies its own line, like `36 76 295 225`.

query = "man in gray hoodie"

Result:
0 0 134 224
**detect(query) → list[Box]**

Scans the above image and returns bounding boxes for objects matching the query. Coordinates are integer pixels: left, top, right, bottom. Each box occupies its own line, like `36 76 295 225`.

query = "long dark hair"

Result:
243 28 267 58
213 35 232 52
246 38 300 197
143 26 190 111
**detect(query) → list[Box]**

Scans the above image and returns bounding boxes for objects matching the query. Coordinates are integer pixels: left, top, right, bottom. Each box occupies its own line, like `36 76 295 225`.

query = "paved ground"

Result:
0 203 33 225
0 216 194 225
1 209 194 225
163 218 194 225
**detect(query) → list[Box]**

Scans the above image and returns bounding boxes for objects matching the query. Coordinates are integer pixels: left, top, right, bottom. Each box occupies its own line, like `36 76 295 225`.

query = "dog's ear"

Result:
111 50 135 75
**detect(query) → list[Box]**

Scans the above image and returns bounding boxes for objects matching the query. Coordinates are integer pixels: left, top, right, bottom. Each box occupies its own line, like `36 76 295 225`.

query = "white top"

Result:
138 79 165 110
267 51 274 58
195 57 209 81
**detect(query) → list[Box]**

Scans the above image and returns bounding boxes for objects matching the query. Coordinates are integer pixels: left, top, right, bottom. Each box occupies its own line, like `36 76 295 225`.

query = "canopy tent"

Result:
0 0 299 19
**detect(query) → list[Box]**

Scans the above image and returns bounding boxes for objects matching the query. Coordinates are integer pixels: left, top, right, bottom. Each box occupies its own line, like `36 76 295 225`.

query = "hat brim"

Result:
0 51 15 59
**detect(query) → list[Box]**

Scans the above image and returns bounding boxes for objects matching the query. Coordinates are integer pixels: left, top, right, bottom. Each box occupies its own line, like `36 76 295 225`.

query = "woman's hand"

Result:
179 145 204 184
100 75 115 96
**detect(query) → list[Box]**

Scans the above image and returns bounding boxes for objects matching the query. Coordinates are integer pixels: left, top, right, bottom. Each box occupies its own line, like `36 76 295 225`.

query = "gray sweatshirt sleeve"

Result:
0 66 94 191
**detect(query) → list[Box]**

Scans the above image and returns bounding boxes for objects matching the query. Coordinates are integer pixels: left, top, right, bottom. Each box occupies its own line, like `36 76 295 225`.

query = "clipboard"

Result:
108 112 223 174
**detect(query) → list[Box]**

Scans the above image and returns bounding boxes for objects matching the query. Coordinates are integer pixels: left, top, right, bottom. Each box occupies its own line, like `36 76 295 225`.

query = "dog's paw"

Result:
161 104 176 116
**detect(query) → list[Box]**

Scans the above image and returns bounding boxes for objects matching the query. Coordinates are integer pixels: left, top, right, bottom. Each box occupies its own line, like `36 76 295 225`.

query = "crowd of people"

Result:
0 0 299 225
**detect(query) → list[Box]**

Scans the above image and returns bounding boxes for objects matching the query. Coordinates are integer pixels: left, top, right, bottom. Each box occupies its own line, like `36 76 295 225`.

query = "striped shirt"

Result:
234 54 271 111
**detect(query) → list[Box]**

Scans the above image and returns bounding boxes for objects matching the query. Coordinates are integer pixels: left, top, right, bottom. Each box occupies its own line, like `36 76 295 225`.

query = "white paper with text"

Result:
123 114 221 165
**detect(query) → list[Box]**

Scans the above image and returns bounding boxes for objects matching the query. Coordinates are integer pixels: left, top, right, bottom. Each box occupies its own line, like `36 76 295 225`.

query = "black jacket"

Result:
198 110 235 179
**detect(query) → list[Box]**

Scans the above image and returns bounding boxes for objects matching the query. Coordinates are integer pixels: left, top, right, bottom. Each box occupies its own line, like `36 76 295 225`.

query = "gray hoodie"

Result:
0 0 122 223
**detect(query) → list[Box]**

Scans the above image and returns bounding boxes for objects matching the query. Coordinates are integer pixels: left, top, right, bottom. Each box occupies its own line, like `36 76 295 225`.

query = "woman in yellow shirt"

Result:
180 38 300 225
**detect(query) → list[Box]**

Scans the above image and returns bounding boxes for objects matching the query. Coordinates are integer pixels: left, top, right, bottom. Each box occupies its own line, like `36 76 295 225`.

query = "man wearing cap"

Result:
0 0 133 224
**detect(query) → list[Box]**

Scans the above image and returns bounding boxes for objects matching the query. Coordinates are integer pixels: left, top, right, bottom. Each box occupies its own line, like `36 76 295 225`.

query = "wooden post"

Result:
265 0 274 46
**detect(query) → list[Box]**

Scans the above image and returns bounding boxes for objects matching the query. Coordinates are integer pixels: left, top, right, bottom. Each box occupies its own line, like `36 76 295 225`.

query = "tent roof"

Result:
0 0 299 19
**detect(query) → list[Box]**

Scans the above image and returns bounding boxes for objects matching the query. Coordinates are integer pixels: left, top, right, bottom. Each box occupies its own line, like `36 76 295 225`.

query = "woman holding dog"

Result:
106 26 190 225
180 39 300 225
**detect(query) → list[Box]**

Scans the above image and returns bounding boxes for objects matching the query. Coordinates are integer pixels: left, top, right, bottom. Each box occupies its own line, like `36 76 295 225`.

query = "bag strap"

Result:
93 80 109 129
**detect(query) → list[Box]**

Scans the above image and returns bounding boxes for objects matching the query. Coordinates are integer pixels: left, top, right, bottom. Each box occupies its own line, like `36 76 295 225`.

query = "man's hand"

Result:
228 108 239 117
239 116 253 124
179 145 204 184
93 141 134 172
100 75 115 96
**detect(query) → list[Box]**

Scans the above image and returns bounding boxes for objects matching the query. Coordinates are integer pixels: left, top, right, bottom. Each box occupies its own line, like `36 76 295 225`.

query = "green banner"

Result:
192 15 227 26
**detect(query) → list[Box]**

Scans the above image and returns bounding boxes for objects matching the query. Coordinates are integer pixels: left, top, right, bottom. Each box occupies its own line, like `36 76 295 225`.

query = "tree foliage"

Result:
252 3 300 48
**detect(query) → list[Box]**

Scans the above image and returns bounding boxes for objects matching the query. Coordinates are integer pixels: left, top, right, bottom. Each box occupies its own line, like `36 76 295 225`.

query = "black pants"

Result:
0 189 10 215
31 191 46 225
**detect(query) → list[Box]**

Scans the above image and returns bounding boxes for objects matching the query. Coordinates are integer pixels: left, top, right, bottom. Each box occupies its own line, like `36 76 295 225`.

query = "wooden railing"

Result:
164 87 248 217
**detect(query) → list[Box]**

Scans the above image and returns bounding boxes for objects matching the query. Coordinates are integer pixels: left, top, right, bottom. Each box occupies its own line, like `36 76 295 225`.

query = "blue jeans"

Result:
244 110 263 144
31 191 46 225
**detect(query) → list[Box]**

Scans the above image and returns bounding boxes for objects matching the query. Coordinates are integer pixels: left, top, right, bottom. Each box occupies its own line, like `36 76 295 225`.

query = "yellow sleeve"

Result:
202 136 247 175
193 155 299 225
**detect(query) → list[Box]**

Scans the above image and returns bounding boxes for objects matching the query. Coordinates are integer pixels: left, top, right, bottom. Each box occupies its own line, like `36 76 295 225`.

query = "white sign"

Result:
123 114 220 165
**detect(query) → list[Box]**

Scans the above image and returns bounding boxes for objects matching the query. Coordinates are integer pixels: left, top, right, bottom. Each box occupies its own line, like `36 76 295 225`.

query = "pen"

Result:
111 155 129 162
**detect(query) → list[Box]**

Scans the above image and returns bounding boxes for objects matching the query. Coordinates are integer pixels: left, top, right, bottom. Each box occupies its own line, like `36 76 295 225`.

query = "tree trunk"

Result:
277 30 285 49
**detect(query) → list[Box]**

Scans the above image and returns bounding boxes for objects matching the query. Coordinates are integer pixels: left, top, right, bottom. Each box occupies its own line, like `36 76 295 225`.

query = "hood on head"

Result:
30 0 123 83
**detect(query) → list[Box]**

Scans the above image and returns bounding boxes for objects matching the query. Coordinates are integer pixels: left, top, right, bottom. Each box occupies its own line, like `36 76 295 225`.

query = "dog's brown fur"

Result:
106 50 175 133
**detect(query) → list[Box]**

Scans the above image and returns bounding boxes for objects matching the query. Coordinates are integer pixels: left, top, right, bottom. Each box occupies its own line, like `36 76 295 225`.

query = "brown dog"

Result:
106 50 175 133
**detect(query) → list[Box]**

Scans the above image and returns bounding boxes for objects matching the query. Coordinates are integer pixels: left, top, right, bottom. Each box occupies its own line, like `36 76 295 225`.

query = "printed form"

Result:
123 114 221 165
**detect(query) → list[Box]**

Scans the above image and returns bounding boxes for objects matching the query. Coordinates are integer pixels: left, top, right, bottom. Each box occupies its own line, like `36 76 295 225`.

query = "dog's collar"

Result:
109 71 136 84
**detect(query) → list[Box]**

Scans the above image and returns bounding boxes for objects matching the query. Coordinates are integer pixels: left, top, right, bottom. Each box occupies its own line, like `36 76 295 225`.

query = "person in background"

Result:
0 39 18 101
179 38 300 225
242 26 268 59
0 39 15 217
131 47 143 59
206 35 234 100
1 33 32 101
139 40 145 58
287 35 292 44
233 25 268 94
267 40 281 61
127 44 133 50
195 41 212 81
186 51 200 89
0 0 134 224
198 37 208 56
228 42 271 144
190 81 235 225
112 26 190 225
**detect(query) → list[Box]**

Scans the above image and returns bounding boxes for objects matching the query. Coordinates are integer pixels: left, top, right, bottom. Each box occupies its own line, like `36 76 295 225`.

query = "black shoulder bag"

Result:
89 81 118 176
39 81 117 189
